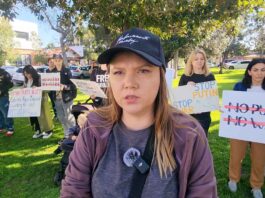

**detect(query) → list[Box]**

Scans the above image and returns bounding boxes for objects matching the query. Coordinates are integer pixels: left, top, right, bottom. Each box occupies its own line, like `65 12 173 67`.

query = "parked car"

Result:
68 65 91 78
207 62 217 68
1 65 18 77
12 66 24 85
226 60 251 69
33 65 49 73
224 59 235 63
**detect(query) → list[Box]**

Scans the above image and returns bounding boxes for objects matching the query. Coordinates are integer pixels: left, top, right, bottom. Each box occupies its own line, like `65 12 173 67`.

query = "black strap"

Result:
128 125 155 198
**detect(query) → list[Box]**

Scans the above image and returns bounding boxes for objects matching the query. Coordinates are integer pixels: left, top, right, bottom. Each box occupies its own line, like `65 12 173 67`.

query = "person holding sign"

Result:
23 65 54 139
90 63 108 107
61 28 217 197
0 67 14 136
46 54 76 140
228 59 265 198
178 49 215 137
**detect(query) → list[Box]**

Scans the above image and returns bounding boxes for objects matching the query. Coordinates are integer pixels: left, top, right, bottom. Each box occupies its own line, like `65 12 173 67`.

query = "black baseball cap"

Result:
97 28 167 70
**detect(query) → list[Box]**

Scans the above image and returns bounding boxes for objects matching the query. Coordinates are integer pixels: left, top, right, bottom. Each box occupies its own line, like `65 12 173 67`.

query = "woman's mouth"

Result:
125 95 139 104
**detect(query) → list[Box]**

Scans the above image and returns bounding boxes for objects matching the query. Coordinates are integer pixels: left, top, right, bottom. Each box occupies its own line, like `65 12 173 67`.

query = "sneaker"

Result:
42 131 53 139
252 189 263 198
33 131 43 138
228 180 237 192
5 131 14 136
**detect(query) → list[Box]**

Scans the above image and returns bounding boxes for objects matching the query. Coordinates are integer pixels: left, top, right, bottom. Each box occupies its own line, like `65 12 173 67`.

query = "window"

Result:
15 31 29 40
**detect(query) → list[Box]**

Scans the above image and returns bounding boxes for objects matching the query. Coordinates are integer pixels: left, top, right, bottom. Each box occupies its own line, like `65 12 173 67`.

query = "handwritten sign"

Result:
71 79 107 98
8 88 42 117
170 81 219 114
219 91 265 144
40 73 60 90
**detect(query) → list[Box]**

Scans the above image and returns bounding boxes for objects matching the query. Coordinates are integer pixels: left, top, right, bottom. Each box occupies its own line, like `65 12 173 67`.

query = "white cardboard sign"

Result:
8 88 42 117
219 90 265 144
170 80 219 114
71 79 107 98
40 73 60 91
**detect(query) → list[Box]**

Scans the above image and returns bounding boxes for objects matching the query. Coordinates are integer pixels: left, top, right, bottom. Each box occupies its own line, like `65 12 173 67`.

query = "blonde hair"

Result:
95 67 179 177
185 49 210 76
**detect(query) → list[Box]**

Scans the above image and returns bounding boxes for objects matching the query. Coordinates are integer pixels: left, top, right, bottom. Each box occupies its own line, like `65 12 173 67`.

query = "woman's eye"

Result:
139 69 150 74
113 71 123 75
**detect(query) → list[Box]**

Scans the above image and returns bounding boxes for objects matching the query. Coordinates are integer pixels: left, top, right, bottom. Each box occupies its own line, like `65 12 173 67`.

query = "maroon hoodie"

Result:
61 111 217 198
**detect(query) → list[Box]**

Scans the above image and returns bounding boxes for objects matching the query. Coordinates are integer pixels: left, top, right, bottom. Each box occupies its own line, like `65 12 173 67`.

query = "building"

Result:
10 19 40 65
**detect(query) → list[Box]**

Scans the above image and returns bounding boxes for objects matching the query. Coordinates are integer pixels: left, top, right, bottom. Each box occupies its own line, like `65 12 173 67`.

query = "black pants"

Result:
30 117 40 132
196 118 211 137
48 92 57 117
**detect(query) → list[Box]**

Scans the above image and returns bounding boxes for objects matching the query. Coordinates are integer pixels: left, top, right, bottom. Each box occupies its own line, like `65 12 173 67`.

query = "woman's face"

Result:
192 53 205 72
109 52 160 117
248 63 265 85
23 71 32 80
53 58 63 71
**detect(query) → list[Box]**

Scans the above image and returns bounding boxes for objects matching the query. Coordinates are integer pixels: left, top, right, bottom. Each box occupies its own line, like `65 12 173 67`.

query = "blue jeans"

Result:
0 96 14 131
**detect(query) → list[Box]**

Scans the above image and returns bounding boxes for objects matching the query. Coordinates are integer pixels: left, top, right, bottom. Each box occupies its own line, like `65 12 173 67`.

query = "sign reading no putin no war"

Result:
7 88 42 117
219 91 265 144
170 81 219 114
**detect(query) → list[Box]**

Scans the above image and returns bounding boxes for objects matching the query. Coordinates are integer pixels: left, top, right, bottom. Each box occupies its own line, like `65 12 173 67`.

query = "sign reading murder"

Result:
170 80 219 114
40 73 60 90
71 79 107 98
219 91 265 144
8 88 42 117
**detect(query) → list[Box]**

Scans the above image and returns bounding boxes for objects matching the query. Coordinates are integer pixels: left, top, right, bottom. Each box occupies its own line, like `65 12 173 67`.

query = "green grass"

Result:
0 68 263 197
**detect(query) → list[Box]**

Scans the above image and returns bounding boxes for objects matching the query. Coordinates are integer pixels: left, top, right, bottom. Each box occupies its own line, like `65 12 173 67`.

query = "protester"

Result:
0 67 14 136
228 59 265 198
47 58 58 120
23 65 54 138
46 54 76 141
61 28 217 198
178 49 216 137
90 63 108 107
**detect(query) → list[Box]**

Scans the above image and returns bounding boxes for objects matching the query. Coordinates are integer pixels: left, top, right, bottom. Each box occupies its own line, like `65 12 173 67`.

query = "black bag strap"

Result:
128 125 155 198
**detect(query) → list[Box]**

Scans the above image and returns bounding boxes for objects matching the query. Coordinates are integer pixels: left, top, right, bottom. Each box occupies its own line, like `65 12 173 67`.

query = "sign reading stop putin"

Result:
171 80 219 114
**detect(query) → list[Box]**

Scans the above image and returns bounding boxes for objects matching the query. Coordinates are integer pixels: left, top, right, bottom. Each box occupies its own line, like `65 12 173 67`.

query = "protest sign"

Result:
8 88 42 117
170 80 219 114
40 73 60 90
71 79 107 98
219 90 265 144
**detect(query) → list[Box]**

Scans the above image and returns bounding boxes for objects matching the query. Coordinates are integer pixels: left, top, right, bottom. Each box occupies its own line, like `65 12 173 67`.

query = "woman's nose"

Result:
123 73 138 89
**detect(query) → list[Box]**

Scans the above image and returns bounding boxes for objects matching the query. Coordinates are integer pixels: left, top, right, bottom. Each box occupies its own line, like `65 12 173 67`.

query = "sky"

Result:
14 4 60 47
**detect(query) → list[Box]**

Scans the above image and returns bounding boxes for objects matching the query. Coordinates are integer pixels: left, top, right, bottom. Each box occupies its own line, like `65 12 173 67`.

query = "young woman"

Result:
23 65 53 138
178 49 215 137
46 55 76 140
61 28 217 198
228 59 265 198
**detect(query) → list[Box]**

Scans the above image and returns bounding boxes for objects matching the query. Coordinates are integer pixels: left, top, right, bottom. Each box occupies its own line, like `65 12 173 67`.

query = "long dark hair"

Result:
242 58 265 90
23 65 40 87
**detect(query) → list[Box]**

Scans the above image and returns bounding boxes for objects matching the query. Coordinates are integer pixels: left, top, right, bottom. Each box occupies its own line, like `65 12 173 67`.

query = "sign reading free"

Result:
219 91 265 144
170 80 219 114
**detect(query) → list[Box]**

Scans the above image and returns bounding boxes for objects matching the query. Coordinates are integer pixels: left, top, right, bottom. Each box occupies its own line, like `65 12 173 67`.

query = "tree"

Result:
33 53 47 65
30 31 42 50
0 17 14 65
46 42 55 49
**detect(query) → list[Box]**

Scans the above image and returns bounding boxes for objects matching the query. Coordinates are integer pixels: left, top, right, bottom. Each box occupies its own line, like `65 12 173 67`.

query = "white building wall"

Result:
10 19 38 50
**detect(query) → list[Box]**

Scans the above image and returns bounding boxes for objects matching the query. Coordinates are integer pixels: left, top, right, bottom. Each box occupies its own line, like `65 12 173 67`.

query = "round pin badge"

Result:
123 147 141 167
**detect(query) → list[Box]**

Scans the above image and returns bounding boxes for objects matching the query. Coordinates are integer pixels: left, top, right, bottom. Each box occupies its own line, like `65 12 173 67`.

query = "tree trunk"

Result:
60 34 68 67
173 49 179 78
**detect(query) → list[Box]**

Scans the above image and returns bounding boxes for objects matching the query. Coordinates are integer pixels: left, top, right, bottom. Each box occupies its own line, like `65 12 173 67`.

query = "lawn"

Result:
0 68 263 197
